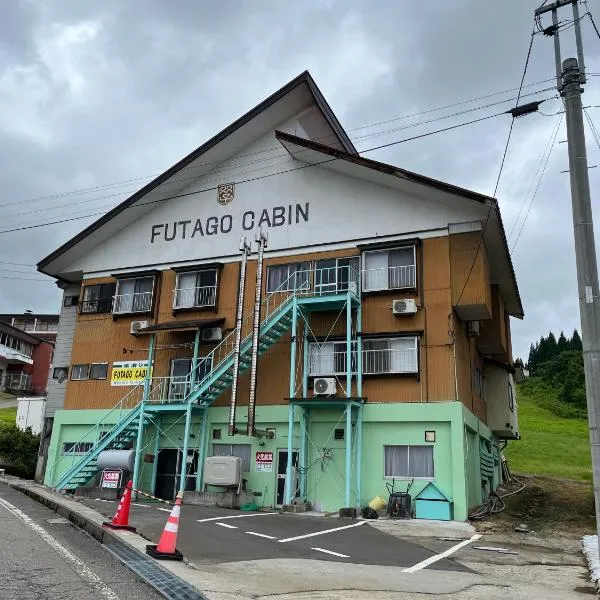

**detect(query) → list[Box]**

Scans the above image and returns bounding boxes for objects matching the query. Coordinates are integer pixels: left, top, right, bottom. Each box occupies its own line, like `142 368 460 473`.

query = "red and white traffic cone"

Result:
103 480 136 532
146 491 184 560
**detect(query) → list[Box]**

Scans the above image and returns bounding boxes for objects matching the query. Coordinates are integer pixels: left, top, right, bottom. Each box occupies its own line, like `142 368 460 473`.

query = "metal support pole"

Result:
356 402 363 506
572 0 586 84
229 237 251 436
302 320 309 398
299 407 307 498
179 403 193 494
190 328 201 391
356 303 363 506
196 408 209 492
562 57 600 554
284 300 298 505
552 9 563 90
346 299 352 398
248 229 268 435
132 333 155 495
345 405 352 507
150 417 161 495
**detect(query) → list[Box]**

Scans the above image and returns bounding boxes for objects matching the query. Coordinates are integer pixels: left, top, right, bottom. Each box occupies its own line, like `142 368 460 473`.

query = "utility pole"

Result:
536 0 600 551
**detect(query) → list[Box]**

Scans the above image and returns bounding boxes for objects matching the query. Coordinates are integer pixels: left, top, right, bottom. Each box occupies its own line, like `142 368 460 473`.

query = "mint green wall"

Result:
45 402 503 521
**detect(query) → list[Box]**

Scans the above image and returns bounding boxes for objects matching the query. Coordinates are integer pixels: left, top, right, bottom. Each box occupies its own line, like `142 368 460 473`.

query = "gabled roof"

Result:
38 71 355 274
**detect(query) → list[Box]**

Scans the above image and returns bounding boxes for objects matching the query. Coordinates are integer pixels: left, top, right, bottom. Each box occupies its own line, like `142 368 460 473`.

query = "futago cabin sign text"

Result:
150 202 309 244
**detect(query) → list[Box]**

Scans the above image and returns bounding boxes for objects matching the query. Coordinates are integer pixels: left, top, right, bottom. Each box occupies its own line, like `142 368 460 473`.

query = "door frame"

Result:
275 448 299 507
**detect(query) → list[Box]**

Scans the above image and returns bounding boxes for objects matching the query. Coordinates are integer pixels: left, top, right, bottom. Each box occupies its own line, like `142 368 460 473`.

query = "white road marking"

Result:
215 522 238 529
311 547 350 558
402 534 482 573
157 507 171 512
278 520 366 543
246 531 277 539
0 495 119 600
197 512 276 523
131 503 148 508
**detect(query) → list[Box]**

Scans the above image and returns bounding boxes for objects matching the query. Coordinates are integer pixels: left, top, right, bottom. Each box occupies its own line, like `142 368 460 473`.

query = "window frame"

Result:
70 364 90 381
89 363 109 380
211 443 252 472
508 381 515 412
362 246 417 292
113 276 155 315
308 341 358 376
383 444 434 480
62 442 94 455
173 268 219 309
314 256 360 294
63 295 79 307
80 283 116 314
52 367 69 381
362 336 419 375
266 261 311 293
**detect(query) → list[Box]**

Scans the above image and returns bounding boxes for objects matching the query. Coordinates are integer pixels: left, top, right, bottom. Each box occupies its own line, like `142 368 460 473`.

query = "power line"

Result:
0 107 517 237
455 31 536 308
0 275 55 282
584 107 600 150
0 78 559 213
511 114 562 251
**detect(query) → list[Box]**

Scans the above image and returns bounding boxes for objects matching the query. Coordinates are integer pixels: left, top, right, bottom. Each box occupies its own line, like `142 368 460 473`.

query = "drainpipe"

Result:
451 313 459 402
247 229 268 436
229 237 251 436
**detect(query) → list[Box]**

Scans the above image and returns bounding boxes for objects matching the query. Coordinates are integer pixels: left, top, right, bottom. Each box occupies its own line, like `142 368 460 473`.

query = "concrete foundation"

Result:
183 490 254 508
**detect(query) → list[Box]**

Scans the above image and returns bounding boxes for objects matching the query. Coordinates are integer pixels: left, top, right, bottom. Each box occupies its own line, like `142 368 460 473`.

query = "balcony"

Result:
113 292 153 315
0 343 33 365
1 372 31 392
80 298 114 314
172 286 217 310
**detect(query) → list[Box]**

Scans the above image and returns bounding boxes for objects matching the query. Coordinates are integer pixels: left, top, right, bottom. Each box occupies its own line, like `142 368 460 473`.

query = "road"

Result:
0 483 161 600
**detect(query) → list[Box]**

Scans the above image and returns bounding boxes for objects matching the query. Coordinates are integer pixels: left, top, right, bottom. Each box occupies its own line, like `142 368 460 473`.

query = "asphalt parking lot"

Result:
82 497 472 572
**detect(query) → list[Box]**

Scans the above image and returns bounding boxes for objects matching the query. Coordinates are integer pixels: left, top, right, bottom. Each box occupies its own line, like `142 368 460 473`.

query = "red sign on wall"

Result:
101 470 122 489
255 451 273 472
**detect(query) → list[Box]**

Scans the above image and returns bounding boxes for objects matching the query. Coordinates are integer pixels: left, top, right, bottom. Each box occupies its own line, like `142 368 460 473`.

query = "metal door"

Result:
276 449 299 506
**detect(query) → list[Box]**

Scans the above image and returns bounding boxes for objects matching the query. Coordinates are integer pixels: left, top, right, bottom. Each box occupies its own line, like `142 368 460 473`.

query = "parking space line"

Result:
197 513 276 523
311 547 350 558
246 531 277 539
278 520 366 543
131 503 149 508
402 534 482 573
216 523 237 529
156 507 171 512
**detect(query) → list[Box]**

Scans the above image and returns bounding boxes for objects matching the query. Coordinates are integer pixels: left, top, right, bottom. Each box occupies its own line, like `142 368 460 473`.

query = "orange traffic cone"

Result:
103 480 136 532
146 491 184 561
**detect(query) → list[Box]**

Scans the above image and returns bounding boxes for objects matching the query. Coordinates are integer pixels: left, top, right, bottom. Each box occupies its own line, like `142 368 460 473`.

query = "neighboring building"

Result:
0 321 54 396
37 72 521 519
0 312 59 344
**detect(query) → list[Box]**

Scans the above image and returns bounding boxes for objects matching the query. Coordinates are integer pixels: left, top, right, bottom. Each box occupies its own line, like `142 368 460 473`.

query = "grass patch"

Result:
504 382 591 481
0 407 17 424
0 392 17 402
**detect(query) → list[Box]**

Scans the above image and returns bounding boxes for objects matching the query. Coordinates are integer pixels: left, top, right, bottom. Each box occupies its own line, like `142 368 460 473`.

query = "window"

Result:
81 283 116 314
52 367 69 382
384 445 434 478
315 257 359 294
508 382 515 412
169 357 212 400
71 364 89 380
62 442 93 455
173 269 218 309
89 363 108 380
113 277 154 314
363 337 418 374
309 341 357 376
267 262 310 293
473 367 485 399
212 443 251 472
64 295 79 307
363 246 416 291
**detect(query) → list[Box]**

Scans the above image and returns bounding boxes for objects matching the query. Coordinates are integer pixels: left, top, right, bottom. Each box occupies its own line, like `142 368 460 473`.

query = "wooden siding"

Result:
478 285 508 357
64 234 509 417
449 231 492 320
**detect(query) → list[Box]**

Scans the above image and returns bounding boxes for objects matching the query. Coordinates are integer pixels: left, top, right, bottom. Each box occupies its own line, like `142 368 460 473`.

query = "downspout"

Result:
229 237 251 436
450 313 459 402
247 229 267 436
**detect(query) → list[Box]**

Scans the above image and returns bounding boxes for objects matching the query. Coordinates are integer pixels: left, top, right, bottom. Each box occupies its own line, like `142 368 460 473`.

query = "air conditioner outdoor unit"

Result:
130 320 148 335
392 299 417 316
202 327 223 342
314 377 336 396
467 320 480 337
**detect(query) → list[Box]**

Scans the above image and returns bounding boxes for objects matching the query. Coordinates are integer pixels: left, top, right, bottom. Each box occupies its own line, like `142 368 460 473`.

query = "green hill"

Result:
504 381 591 481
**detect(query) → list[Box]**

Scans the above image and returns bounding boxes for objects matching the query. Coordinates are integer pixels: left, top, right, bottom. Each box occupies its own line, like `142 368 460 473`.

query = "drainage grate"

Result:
104 536 207 600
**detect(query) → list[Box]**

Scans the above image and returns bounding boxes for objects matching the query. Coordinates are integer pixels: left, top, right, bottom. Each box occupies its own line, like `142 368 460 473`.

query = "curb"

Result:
2 478 207 600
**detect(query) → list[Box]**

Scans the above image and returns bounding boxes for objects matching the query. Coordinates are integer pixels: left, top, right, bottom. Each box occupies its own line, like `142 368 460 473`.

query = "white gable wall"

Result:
64 116 487 276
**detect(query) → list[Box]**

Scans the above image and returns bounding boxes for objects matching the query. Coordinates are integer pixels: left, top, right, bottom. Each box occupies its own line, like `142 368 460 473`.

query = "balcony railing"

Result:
113 292 153 314
1 372 32 392
362 264 416 291
309 347 418 376
80 298 114 314
172 286 217 309
268 265 360 297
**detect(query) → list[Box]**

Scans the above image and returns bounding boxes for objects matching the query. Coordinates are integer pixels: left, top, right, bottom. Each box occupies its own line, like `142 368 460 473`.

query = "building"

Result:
37 72 521 520
0 321 54 396
0 312 59 344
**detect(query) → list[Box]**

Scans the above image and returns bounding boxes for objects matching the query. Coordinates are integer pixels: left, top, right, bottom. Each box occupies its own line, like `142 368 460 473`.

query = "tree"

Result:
527 343 538 372
571 329 583 352
537 335 550 365
547 332 558 360
0 424 40 479
557 331 569 354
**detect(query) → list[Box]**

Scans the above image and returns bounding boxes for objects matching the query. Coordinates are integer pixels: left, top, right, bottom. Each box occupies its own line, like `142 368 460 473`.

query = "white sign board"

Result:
101 470 122 489
255 451 273 472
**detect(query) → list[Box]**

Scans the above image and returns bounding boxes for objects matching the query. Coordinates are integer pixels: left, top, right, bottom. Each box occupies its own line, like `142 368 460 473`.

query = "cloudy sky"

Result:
1 0 599 360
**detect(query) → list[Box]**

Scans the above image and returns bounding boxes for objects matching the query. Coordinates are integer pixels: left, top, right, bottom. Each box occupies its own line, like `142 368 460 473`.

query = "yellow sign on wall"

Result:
110 360 153 386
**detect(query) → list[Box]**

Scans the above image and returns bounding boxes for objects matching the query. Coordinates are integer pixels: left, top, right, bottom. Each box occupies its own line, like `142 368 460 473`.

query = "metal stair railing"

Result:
180 264 360 405
48 382 146 488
